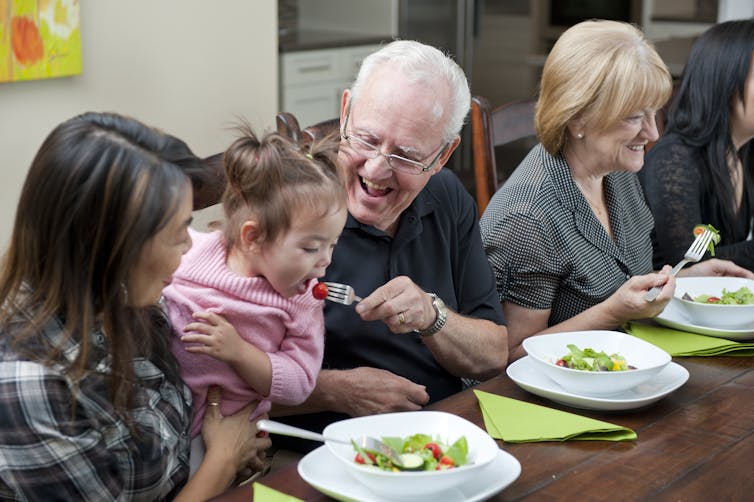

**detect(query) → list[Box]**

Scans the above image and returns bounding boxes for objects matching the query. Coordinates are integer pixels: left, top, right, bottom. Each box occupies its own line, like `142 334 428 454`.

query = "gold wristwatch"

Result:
415 293 447 337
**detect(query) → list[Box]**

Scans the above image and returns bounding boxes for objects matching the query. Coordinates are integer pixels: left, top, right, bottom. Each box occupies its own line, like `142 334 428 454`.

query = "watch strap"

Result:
416 293 447 337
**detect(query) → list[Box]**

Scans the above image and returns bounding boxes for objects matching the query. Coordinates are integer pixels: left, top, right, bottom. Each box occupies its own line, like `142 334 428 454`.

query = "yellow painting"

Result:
0 0 81 83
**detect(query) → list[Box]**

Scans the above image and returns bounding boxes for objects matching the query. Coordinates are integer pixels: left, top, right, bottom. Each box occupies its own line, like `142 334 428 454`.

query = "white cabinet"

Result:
280 44 380 127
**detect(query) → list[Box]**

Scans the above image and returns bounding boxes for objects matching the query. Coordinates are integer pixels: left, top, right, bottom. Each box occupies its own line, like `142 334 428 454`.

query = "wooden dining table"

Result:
213 355 753 501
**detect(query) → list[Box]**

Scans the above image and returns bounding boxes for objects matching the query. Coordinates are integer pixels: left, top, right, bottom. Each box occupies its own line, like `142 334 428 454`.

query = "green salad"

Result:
692 224 721 256
555 344 635 372
692 286 754 305
352 433 468 472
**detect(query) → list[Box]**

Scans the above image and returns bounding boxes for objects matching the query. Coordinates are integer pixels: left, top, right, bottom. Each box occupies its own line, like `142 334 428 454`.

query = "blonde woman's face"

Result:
129 188 193 307
577 110 660 174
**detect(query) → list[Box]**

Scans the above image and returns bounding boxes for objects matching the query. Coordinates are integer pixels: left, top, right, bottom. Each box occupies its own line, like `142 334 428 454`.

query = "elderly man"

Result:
274 40 507 446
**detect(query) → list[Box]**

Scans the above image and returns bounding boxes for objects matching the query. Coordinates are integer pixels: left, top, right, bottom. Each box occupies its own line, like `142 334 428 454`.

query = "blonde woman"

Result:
480 20 754 361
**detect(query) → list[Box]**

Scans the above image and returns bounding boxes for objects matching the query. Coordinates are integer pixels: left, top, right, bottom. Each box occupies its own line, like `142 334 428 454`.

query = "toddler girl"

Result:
163 126 346 469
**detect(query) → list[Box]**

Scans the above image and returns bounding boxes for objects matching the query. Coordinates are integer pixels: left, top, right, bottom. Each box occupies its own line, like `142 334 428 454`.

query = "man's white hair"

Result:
350 40 471 143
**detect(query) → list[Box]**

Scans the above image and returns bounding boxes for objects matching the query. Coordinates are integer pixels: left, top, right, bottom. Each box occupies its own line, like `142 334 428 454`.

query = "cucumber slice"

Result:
398 452 424 471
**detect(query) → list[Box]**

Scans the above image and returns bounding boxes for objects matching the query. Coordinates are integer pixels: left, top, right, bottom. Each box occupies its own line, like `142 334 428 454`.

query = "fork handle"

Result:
643 258 690 302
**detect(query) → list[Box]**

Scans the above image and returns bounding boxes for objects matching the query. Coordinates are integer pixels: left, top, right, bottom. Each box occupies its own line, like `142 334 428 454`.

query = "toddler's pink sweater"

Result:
164 229 324 437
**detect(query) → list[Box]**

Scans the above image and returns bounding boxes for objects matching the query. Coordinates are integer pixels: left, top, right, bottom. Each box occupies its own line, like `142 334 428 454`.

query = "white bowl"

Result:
322 411 499 499
671 276 754 329
522 331 671 396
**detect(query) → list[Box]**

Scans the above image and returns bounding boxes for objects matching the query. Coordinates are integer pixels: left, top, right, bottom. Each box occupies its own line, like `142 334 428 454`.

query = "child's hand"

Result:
181 311 245 363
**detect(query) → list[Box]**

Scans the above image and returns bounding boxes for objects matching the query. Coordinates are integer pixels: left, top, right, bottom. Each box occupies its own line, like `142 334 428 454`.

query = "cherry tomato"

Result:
555 359 566 367
354 451 376 464
706 297 721 304
435 455 455 470
424 442 441 460
312 282 328 300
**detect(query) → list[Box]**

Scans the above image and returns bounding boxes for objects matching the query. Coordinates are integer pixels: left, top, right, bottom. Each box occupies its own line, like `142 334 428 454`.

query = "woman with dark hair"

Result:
641 19 754 271
0 112 270 500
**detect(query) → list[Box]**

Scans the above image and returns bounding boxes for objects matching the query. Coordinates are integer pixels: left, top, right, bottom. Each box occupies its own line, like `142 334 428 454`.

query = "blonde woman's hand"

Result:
606 266 675 322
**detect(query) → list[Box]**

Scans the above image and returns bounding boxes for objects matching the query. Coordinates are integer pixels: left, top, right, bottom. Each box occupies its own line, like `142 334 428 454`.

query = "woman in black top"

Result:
641 20 754 271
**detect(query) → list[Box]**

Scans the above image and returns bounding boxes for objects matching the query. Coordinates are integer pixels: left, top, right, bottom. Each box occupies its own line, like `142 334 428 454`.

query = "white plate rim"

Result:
656 299 754 341
506 356 689 411
297 445 521 502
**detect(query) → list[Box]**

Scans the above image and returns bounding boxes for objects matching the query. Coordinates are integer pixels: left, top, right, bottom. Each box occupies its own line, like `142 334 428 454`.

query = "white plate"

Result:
297 445 521 502
655 298 754 341
506 356 689 411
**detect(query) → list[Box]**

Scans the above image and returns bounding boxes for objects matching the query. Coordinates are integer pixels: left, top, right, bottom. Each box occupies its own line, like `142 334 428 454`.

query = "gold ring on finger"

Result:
398 312 406 325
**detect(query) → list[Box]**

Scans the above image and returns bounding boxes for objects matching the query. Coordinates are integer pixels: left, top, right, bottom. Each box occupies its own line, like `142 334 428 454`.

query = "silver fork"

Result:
324 281 362 305
643 229 714 302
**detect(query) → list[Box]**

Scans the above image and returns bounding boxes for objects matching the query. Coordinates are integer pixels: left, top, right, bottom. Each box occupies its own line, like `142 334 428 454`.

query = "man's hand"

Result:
355 276 436 333
321 367 430 416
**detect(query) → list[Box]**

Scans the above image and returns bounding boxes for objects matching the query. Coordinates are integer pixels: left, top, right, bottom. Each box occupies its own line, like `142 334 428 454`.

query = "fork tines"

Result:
323 281 360 305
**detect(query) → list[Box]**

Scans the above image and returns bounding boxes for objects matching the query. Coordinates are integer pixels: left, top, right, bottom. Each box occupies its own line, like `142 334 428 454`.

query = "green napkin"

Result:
253 482 303 502
474 390 636 442
625 322 754 356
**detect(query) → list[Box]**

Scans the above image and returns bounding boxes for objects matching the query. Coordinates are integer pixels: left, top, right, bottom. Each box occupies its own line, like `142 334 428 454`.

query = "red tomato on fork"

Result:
312 282 328 300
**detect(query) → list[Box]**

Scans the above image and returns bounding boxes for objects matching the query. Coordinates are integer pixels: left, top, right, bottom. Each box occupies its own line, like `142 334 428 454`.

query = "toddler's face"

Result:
257 204 347 298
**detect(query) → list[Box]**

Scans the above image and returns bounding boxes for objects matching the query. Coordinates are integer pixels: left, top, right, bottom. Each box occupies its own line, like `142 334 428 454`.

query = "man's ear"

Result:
431 135 461 174
340 89 351 128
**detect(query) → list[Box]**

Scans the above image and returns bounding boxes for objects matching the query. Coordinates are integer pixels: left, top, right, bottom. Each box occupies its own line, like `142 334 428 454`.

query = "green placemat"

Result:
474 390 636 442
254 482 303 501
625 322 754 356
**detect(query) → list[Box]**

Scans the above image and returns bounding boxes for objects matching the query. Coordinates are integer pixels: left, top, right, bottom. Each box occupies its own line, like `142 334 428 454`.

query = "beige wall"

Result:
0 0 277 248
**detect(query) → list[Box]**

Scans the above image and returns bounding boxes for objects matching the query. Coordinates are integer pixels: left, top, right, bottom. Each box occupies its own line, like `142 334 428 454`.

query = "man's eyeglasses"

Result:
341 103 448 175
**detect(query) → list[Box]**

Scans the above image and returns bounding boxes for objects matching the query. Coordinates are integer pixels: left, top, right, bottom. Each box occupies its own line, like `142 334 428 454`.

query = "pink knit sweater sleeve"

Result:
266 293 325 405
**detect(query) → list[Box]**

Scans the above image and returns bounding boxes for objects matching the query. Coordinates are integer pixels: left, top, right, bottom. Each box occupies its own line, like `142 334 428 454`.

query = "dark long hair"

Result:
665 19 754 240
0 112 190 417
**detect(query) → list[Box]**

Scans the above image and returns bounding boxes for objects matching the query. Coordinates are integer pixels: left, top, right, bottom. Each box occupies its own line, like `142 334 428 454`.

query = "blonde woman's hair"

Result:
536 20 673 155
221 125 345 248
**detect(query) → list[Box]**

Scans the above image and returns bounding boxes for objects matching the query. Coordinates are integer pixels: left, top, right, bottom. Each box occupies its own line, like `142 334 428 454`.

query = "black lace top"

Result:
640 133 754 271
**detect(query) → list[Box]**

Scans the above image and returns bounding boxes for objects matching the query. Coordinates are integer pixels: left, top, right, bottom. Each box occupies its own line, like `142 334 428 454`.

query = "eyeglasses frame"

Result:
340 101 449 175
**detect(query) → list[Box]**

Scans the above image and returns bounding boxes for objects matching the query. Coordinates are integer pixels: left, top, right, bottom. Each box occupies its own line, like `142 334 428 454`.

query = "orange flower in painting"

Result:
11 16 44 66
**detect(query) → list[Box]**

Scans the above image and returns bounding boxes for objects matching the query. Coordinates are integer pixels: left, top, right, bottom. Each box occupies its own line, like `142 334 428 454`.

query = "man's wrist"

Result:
415 293 448 337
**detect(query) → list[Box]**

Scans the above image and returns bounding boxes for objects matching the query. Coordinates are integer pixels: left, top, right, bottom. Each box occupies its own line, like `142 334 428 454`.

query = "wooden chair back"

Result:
470 95 537 216
193 152 226 210
276 111 302 145
302 117 340 145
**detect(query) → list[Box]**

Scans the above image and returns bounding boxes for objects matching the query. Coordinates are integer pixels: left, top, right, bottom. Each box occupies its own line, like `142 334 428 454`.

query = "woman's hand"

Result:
175 387 271 501
680 258 754 279
201 387 272 475
605 266 675 322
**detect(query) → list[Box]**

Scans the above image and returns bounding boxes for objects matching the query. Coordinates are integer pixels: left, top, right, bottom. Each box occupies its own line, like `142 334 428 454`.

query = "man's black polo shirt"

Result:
277 168 505 450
